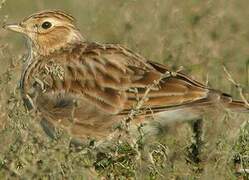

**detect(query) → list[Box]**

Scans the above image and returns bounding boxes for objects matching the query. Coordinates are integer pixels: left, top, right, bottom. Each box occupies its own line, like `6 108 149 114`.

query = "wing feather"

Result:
50 43 209 114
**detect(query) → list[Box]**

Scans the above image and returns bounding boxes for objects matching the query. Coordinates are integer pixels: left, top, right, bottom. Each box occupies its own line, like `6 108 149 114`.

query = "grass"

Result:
0 0 249 179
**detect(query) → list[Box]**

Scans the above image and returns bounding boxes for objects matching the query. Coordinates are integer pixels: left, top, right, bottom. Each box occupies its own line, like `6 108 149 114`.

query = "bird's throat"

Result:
32 29 84 56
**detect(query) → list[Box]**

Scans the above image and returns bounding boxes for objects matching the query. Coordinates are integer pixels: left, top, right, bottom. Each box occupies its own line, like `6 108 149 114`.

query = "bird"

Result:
3 10 249 142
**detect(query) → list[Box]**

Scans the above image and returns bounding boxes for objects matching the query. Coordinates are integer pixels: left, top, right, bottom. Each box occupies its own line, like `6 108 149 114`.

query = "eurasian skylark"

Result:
3 10 249 141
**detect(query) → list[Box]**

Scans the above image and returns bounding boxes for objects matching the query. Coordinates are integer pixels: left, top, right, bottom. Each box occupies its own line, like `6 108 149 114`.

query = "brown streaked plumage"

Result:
3 10 249 141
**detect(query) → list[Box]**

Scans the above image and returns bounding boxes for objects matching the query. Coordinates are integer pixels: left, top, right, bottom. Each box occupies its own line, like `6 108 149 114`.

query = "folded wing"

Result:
52 42 212 115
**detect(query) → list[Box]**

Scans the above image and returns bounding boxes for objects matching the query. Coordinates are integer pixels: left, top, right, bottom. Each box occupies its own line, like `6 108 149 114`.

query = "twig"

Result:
223 66 249 107
105 70 173 143
124 71 171 123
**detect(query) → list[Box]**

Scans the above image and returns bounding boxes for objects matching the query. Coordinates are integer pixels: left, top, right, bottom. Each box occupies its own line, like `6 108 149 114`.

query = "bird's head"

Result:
3 10 84 56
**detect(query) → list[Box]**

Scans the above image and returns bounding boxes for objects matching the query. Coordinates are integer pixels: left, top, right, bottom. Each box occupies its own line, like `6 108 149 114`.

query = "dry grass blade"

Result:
223 66 249 108
124 71 171 123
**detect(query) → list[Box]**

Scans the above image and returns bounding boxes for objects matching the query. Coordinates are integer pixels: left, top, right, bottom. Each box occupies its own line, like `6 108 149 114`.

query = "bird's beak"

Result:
3 23 25 33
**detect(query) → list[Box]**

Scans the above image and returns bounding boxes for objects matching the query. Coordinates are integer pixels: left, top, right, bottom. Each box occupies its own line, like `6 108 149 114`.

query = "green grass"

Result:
0 0 249 179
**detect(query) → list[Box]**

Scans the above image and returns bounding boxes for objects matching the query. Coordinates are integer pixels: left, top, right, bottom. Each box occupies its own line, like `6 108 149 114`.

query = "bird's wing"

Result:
54 42 210 115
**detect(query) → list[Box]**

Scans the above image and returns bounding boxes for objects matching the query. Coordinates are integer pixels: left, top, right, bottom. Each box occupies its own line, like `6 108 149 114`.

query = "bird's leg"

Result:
40 117 57 140
186 118 204 173
22 94 35 111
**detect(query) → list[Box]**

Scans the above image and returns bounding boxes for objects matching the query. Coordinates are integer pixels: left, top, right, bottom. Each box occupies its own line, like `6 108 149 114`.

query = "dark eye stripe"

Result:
41 21 52 29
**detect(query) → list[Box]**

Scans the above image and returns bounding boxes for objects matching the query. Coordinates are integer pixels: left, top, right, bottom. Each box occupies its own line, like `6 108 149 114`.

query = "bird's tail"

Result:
218 92 249 113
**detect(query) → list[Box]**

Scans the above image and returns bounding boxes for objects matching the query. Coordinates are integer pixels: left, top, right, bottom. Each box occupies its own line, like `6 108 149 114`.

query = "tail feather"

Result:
219 93 249 112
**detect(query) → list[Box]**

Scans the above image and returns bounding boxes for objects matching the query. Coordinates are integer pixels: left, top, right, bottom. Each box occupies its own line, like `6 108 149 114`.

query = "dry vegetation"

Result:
0 0 249 179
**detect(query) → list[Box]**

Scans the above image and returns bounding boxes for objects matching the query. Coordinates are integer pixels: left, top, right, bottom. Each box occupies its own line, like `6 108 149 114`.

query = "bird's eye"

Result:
41 21 52 29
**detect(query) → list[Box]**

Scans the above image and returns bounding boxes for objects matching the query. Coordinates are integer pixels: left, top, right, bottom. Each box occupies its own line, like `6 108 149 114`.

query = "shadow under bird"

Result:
3 10 249 142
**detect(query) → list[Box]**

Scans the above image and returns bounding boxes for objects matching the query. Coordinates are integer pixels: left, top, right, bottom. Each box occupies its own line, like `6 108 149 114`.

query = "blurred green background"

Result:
1 0 249 92
0 0 249 179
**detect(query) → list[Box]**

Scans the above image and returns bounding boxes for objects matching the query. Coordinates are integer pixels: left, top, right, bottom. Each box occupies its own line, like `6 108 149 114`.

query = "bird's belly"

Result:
154 108 202 124
127 108 202 138
35 91 123 140
33 91 203 141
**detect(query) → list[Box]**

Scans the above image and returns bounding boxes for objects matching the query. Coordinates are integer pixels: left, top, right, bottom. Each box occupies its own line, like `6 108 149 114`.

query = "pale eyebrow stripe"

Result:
23 11 75 23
